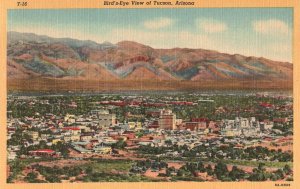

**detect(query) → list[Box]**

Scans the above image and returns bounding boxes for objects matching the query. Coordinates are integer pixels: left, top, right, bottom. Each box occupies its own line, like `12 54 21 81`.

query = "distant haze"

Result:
8 8 293 62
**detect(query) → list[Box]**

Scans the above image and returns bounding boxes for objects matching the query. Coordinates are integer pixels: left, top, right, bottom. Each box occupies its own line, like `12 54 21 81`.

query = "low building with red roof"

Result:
28 149 58 157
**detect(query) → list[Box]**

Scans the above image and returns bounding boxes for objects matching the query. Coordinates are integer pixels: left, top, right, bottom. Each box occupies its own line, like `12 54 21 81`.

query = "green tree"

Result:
229 166 245 181
214 161 229 181
85 166 93 175
283 164 292 175
206 164 214 176
45 175 61 183
112 139 127 149
248 163 268 181
25 172 38 182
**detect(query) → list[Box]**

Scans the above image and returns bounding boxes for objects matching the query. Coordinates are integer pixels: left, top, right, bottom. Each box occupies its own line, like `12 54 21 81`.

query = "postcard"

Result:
0 0 299 189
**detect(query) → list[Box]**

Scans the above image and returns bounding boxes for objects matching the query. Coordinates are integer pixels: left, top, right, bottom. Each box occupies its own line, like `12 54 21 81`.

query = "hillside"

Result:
7 31 293 91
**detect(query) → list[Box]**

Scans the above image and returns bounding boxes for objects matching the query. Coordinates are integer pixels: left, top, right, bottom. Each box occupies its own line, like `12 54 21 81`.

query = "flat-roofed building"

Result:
93 146 112 154
184 122 207 131
93 109 116 128
27 131 39 140
159 109 176 130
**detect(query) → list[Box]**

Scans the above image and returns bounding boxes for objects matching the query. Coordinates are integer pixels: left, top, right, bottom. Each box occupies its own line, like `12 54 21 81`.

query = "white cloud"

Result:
196 19 228 33
252 19 290 35
143 17 173 30
105 28 213 50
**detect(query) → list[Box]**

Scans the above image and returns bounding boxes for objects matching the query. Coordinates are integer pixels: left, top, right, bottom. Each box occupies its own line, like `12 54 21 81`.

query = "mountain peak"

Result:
117 40 152 50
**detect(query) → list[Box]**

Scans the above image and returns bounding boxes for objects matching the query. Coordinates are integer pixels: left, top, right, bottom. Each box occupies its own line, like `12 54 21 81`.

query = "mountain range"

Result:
7 31 293 91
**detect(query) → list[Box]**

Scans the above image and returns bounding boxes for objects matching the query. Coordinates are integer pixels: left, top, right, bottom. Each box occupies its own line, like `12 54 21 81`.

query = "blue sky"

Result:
8 8 293 62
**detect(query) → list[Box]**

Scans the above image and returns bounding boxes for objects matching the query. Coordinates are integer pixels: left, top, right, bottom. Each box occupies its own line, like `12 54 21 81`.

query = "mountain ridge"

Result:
7 31 293 90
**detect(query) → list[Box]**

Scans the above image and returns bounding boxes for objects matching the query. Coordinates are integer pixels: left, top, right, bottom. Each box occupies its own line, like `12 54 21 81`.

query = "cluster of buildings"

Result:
220 117 274 137
6 94 292 161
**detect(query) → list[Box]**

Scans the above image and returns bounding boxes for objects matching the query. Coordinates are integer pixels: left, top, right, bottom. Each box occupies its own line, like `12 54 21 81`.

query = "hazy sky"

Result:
8 8 293 62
